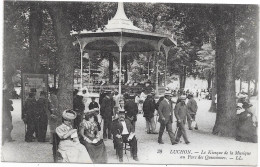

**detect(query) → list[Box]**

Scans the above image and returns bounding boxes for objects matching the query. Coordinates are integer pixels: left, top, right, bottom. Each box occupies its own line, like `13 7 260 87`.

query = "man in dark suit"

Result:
174 95 192 144
143 94 157 134
124 94 138 132
23 92 37 142
89 97 101 131
37 91 52 142
157 91 177 145
73 89 85 129
112 109 139 162
89 97 99 110
100 90 114 140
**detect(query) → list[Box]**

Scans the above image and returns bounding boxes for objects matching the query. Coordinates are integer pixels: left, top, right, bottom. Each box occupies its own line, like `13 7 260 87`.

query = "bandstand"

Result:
73 2 177 95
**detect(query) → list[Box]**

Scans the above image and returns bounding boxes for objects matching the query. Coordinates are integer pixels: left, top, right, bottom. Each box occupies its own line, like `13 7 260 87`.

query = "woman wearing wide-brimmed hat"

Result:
79 109 107 163
236 102 257 143
56 109 92 163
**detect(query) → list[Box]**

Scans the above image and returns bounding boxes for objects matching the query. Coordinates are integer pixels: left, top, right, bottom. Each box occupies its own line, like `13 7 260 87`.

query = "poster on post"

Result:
21 73 48 119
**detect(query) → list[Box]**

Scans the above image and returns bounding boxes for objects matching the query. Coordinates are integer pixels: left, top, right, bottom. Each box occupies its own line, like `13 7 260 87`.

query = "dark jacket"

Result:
99 93 106 105
236 111 257 143
73 95 85 115
158 99 173 124
111 118 134 137
174 102 191 122
187 98 198 115
124 99 138 121
143 96 156 118
37 97 52 118
3 97 14 129
89 101 99 110
155 97 164 111
100 96 114 118
23 97 37 121
4 97 13 121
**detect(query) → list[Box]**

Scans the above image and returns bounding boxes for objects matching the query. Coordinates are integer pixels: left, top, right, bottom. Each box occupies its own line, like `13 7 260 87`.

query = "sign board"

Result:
21 73 48 119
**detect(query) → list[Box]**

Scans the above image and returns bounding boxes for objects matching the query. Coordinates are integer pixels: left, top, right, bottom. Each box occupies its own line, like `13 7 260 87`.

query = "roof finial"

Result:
105 2 142 31
113 2 129 20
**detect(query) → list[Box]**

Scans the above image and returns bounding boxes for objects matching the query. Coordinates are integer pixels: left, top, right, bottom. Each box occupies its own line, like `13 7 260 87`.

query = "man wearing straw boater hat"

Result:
157 90 178 145
111 108 139 162
174 95 192 144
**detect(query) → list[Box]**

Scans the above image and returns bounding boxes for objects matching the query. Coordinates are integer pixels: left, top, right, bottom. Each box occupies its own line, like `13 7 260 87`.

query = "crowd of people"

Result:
1 83 258 163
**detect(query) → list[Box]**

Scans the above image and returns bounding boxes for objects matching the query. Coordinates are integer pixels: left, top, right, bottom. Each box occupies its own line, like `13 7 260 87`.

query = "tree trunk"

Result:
54 72 57 88
48 4 75 125
209 75 217 113
179 66 186 90
212 5 237 137
253 79 258 96
29 2 42 73
239 78 242 92
207 73 212 90
247 79 251 98
124 55 128 83
109 53 113 84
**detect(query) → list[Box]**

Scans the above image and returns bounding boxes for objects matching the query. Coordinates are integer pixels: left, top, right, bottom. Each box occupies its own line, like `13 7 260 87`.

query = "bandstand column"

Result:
155 51 159 96
163 46 172 87
119 46 122 95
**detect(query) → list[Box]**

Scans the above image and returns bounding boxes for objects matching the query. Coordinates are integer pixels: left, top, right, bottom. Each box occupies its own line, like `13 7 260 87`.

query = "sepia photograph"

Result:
1 0 259 166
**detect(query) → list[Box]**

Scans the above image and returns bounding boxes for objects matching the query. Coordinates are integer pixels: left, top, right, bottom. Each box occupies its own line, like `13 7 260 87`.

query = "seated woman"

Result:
56 109 92 163
236 102 257 143
79 110 107 163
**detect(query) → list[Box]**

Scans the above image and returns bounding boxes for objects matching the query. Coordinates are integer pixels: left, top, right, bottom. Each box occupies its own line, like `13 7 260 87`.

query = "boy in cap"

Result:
174 95 192 144
187 93 198 130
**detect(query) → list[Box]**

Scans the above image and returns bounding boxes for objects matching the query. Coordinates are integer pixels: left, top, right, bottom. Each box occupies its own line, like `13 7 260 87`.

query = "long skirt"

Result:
58 140 92 163
81 139 107 163
236 120 257 143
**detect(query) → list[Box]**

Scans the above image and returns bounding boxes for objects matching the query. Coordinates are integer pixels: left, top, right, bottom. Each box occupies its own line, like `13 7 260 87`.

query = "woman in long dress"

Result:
56 109 92 163
236 102 257 143
79 110 107 163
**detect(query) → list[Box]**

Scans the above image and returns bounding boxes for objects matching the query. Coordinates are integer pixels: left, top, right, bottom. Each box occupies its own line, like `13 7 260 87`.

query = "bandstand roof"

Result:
72 2 177 53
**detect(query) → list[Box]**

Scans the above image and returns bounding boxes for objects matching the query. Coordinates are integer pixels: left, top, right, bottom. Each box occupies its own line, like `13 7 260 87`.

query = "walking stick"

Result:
174 121 179 139
25 123 27 134
37 117 40 140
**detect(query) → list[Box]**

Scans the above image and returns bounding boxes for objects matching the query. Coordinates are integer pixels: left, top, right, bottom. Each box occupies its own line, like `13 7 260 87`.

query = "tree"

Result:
209 5 237 137
3 2 30 91
47 3 76 117
196 43 217 112
28 2 43 73
235 5 258 96
196 44 215 90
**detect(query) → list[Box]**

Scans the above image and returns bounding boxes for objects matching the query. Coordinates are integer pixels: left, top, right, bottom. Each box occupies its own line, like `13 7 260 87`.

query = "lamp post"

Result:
148 55 153 80
155 52 160 95
75 37 84 90
88 53 91 88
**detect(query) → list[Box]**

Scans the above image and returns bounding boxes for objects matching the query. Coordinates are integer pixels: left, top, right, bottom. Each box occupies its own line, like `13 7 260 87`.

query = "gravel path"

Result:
1 98 258 165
